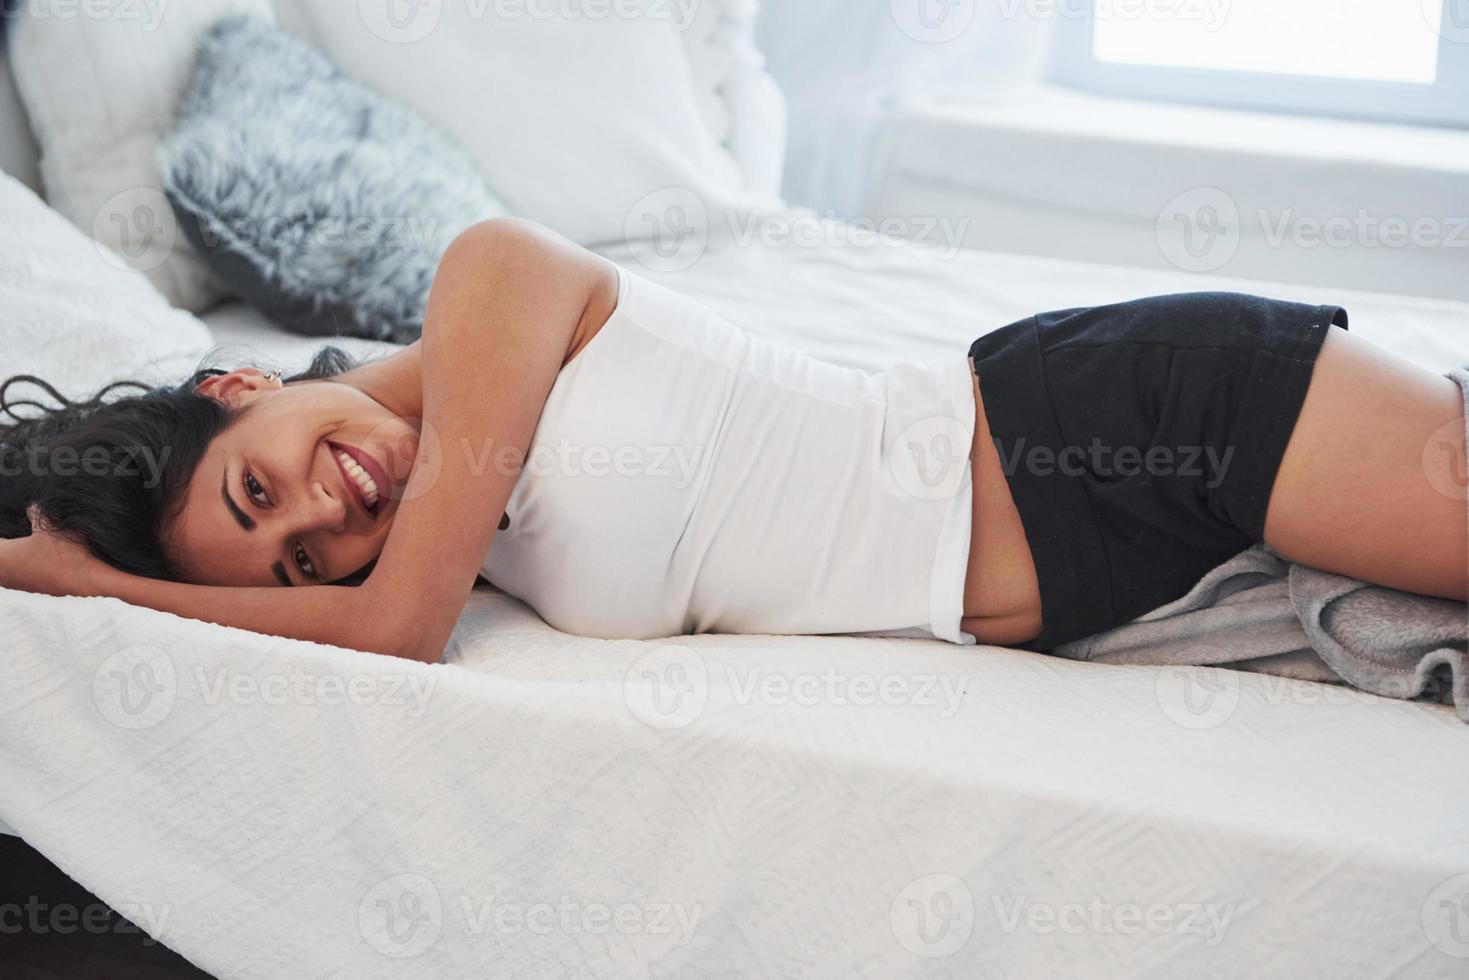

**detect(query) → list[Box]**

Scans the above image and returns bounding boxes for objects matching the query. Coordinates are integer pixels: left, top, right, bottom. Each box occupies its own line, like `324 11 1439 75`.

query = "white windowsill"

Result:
868 84 1469 302
915 85 1469 174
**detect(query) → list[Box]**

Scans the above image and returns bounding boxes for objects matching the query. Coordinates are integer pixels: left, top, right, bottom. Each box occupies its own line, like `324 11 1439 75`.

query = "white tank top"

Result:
480 264 978 645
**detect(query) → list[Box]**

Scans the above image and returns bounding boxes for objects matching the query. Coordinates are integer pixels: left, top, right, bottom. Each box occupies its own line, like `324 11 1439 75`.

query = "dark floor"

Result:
0 834 215 980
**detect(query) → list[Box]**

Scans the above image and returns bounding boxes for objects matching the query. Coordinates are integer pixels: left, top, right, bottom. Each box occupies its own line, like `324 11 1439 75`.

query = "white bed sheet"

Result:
5 230 1468 979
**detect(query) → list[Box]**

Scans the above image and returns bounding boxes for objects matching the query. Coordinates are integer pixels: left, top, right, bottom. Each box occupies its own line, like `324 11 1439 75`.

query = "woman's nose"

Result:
298 481 348 534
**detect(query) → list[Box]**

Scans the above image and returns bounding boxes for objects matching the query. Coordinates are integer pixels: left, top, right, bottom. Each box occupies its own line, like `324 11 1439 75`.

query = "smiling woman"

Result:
164 358 422 589
0 345 363 582
2 216 1464 667
0 217 611 662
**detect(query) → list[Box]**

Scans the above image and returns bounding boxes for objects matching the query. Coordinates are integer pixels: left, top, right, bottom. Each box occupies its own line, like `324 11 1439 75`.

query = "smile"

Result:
328 442 385 516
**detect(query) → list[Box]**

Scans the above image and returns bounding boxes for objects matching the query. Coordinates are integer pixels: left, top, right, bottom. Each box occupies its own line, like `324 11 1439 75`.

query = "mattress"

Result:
5 227 1468 979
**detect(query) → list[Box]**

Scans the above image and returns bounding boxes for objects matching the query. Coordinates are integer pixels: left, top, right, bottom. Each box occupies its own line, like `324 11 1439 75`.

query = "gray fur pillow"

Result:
157 15 504 343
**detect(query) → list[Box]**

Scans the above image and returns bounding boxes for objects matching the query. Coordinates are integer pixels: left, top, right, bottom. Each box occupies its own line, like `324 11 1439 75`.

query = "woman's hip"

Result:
967 291 1348 650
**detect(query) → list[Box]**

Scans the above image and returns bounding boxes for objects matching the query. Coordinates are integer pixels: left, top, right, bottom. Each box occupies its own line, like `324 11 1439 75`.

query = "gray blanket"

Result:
1054 368 1469 722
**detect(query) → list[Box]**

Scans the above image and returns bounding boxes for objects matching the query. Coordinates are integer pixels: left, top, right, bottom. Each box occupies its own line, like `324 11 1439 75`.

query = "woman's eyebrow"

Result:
221 470 256 531
222 468 293 587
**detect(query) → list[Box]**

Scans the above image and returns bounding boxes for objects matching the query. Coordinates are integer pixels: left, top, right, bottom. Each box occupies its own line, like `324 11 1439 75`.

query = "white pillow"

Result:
0 172 213 402
289 0 758 247
8 0 276 313
679 0 787 199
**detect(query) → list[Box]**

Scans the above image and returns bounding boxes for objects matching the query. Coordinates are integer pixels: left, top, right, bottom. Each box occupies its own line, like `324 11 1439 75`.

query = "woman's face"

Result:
166 368 421 587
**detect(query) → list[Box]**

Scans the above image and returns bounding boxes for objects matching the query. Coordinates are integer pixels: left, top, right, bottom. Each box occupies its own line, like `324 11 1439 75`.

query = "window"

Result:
1050 1 1469 127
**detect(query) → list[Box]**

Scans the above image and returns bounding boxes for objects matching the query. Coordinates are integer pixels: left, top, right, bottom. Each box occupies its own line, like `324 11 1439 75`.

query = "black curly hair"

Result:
0 345 367 584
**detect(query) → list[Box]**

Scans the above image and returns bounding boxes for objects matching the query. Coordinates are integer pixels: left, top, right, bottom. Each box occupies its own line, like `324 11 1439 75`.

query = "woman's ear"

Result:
196 368 282 407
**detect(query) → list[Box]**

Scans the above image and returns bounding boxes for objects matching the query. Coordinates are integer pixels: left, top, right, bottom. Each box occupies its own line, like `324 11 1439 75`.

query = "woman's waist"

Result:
487 463 966 633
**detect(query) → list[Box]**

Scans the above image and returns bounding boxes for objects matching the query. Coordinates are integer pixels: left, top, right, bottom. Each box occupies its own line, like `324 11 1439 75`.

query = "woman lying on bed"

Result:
0 218 1465 661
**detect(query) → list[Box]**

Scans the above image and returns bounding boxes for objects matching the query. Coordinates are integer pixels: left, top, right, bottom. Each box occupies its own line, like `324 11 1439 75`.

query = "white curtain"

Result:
756 0 1055 215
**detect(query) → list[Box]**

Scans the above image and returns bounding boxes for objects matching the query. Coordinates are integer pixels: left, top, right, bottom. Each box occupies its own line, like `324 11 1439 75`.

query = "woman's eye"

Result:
244 472 269 507
294 543 317 581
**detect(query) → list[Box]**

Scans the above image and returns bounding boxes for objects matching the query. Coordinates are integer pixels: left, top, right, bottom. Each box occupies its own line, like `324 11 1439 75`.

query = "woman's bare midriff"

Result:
960 360 1044 646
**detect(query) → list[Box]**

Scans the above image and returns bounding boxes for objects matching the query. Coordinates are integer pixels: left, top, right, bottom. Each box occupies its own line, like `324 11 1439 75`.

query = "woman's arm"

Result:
1 524 392 655
2 218 618 662
359 216 619 660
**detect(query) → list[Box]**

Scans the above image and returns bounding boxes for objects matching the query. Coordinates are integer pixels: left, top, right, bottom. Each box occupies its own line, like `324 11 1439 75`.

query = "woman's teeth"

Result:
335 448 380 510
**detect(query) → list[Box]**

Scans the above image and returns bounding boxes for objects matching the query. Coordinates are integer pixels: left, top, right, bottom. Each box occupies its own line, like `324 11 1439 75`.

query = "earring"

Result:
264 370 282 384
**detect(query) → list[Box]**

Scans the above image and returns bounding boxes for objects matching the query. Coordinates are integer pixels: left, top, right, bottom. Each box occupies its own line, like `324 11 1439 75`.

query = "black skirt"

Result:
968 292 1348 651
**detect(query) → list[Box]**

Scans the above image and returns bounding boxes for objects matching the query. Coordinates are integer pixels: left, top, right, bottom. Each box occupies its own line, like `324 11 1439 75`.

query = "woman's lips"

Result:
329 441 392 516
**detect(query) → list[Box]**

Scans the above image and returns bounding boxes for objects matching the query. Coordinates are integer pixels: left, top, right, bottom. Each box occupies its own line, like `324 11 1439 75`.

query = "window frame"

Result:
1048 3 1469 129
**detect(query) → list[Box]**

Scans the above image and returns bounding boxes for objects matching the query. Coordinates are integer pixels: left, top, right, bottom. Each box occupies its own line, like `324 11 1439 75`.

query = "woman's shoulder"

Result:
563 259 622 368
432 218 620 366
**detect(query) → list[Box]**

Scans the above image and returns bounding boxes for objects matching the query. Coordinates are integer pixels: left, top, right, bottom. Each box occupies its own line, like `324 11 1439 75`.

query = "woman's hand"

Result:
0 504 108 598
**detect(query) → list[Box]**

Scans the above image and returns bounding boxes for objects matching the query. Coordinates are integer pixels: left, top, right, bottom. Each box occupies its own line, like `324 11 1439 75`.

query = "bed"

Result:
3 6 1469 979
3 233 1467 979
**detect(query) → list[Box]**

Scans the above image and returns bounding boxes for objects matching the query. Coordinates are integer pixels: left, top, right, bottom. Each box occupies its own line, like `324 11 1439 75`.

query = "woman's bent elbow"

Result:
440 216 552 272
